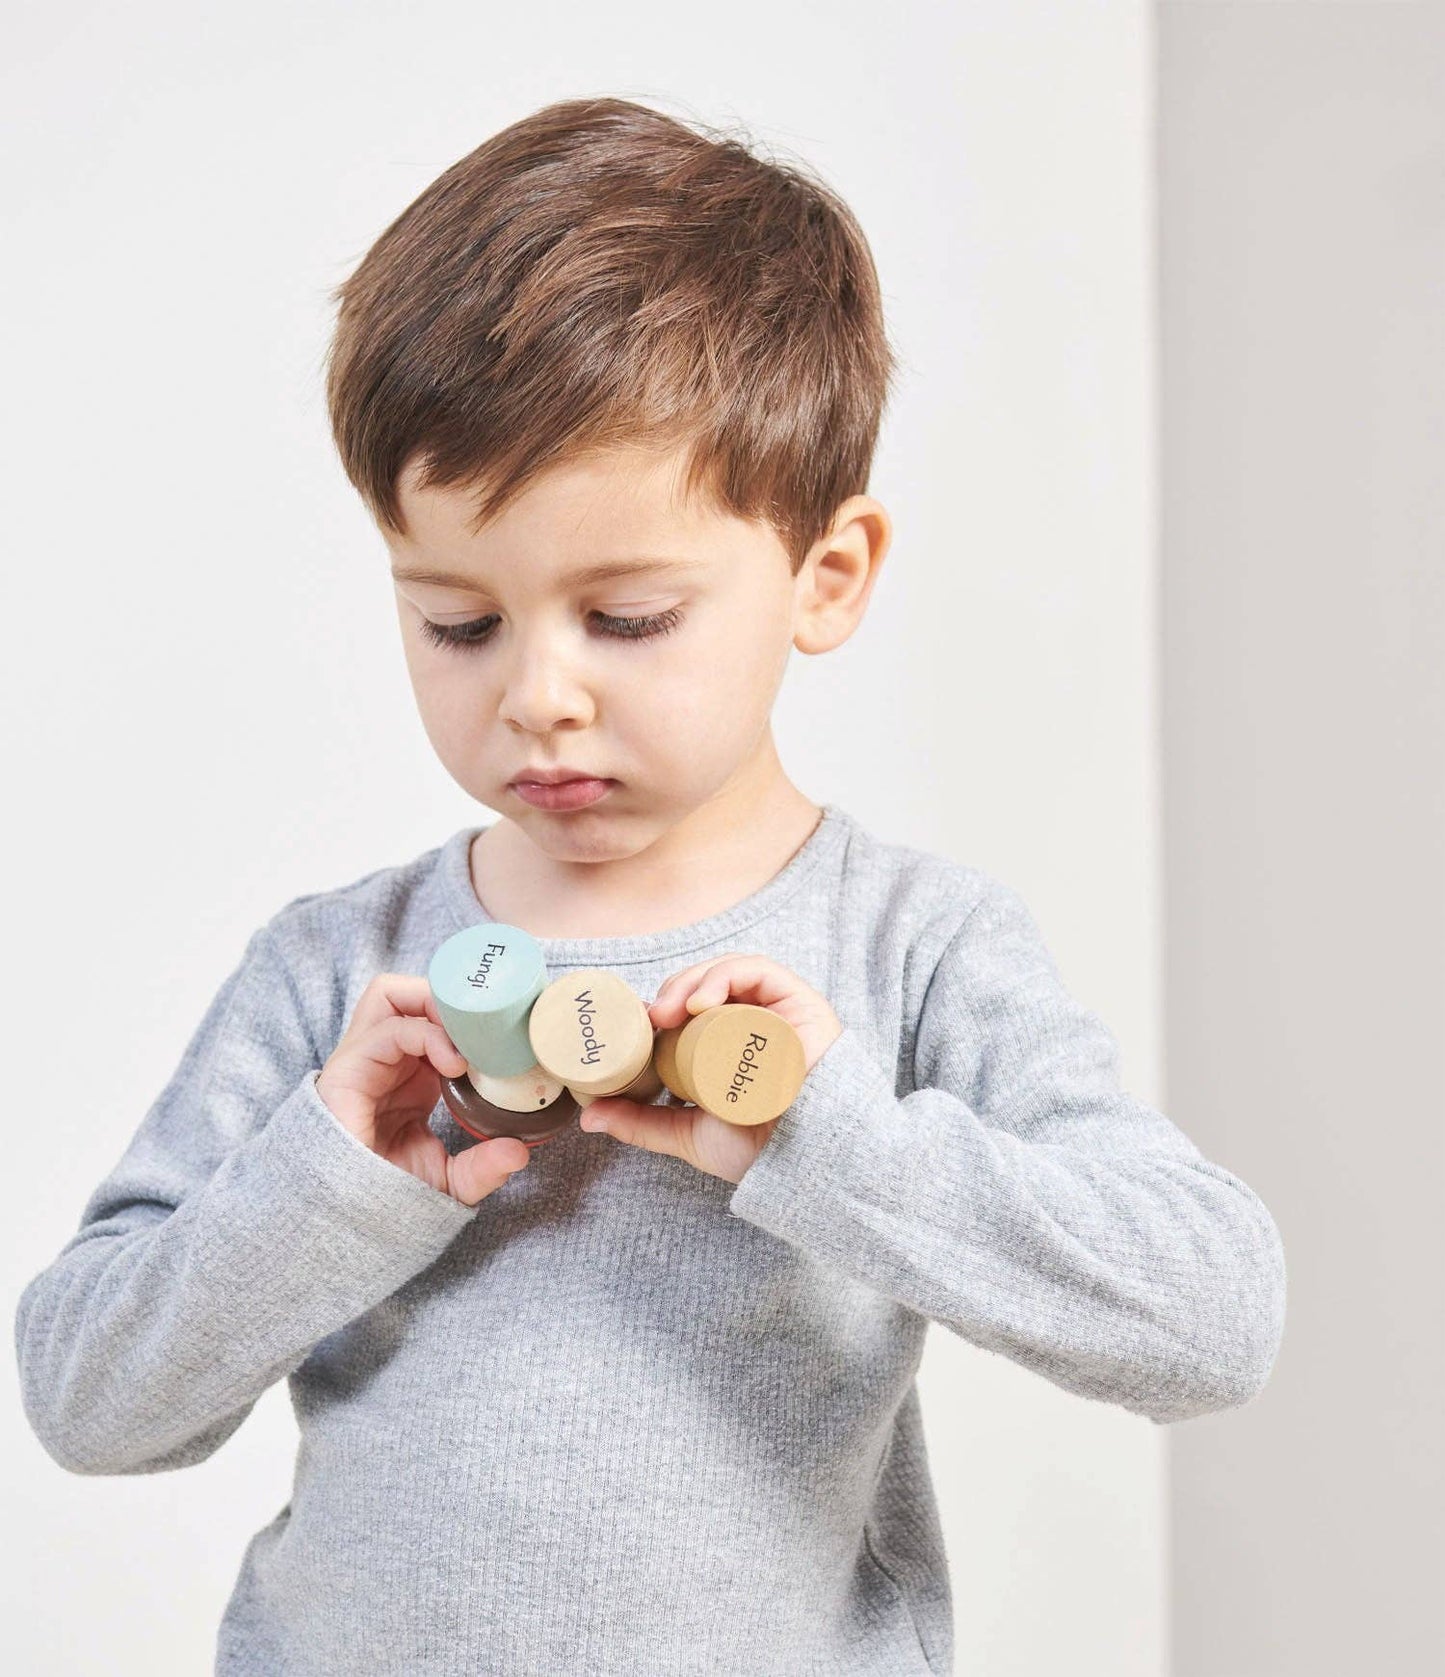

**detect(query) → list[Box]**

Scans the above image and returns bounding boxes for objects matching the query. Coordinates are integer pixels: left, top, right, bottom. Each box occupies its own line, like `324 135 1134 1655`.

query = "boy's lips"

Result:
510 766 602 784
510 776 616 811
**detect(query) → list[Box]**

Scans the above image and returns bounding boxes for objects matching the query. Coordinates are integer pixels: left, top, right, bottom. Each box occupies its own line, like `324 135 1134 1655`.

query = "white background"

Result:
4 4 1166 1671
1160 5 1443 1674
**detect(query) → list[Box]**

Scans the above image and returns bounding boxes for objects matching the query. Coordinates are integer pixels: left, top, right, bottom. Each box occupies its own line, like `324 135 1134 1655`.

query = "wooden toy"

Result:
651 1004 806 1125
428 924 808 1146
527 969 665 1107
427 924 579 1146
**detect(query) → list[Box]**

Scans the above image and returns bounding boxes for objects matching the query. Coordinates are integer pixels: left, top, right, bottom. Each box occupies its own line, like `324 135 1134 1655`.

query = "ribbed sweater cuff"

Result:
727 1025 897 1240
196 1071 479 1295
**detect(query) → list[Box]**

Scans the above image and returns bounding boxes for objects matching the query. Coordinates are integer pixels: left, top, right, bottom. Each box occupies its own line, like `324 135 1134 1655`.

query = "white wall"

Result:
2 5 1163 1671
1159 5 1445 1672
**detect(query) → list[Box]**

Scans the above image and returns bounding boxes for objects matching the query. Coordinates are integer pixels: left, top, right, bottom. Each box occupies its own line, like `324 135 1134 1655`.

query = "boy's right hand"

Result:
315 974 530 1207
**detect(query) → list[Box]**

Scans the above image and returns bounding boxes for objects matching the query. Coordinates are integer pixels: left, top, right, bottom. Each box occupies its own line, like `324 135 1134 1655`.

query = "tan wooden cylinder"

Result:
528 968 656 1099
651 1004 806 1125
571 1060 665 1109
653 1018 688 1103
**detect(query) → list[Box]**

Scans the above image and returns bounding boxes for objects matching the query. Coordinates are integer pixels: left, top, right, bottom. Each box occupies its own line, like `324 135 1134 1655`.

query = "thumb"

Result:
580 1096 696 1166
444 1134 533 1207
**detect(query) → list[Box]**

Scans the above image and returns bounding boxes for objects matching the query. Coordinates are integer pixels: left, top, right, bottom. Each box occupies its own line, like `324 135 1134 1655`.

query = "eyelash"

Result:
419 607 685 652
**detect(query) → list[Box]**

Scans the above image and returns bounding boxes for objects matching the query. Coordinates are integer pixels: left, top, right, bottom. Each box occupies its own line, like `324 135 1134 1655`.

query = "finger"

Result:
384 1113 454 1193
647 960 729 1021
385 1057 450 1124
444 1134 533 1208
649 956 763 1025
578 1096 696 1168
342 1015 469 1105
347 973 450 1039
649 956 796 1025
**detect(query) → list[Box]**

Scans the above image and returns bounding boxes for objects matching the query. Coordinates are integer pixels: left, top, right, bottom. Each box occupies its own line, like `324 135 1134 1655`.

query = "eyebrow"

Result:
389 556 705 590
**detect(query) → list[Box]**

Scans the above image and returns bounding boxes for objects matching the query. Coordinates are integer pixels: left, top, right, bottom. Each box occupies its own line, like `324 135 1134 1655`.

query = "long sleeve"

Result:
14 917 477 1477
728 877 1287 1425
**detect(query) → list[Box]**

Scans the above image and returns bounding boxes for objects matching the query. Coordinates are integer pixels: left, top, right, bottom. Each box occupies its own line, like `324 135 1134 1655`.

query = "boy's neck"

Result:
468 771 824 941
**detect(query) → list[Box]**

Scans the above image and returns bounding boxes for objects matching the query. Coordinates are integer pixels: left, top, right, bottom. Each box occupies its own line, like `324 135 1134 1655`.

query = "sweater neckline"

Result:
439 803 851 966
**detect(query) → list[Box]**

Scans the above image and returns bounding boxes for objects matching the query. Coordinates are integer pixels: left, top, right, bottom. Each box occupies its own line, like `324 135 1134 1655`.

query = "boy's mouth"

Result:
510 776 616 811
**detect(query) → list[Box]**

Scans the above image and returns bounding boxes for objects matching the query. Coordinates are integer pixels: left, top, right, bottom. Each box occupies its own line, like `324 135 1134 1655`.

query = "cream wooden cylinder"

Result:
528 968 656 1100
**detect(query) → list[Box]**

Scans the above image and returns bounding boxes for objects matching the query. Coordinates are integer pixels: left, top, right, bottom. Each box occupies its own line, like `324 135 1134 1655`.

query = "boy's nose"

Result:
496 643 595 733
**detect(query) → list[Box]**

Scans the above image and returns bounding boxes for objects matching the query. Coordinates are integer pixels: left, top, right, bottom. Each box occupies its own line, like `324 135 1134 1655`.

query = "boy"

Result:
14 96 1286 1675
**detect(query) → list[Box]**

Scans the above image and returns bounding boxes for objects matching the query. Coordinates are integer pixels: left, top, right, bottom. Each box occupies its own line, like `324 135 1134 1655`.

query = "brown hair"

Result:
323 96 900 573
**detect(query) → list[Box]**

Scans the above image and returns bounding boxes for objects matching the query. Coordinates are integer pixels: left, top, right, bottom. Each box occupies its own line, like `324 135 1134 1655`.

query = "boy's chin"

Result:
511 799 643 855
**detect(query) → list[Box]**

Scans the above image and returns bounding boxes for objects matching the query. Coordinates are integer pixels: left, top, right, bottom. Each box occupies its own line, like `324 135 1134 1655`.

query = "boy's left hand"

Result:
578 955 842 1184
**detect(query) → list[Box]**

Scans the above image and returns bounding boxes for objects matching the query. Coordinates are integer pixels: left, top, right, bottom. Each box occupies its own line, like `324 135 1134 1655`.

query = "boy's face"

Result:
384 443 831 861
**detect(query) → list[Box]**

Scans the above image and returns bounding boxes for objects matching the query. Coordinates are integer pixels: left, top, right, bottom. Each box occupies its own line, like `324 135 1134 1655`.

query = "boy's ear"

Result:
792 495 892 655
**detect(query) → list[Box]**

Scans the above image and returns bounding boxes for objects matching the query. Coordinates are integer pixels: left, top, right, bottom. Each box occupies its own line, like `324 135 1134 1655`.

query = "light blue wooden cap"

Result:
427 923 547 1077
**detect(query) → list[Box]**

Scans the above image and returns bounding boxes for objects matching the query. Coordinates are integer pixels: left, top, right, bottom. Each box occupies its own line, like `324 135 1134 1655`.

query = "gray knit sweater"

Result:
14 804 1286 1675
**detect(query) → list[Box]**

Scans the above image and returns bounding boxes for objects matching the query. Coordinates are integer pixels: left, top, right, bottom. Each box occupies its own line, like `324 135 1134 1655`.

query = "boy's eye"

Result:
419 608 684 652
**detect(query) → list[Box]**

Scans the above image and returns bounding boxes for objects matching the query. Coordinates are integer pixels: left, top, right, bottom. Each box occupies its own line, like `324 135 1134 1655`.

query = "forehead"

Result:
390 445 716 559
